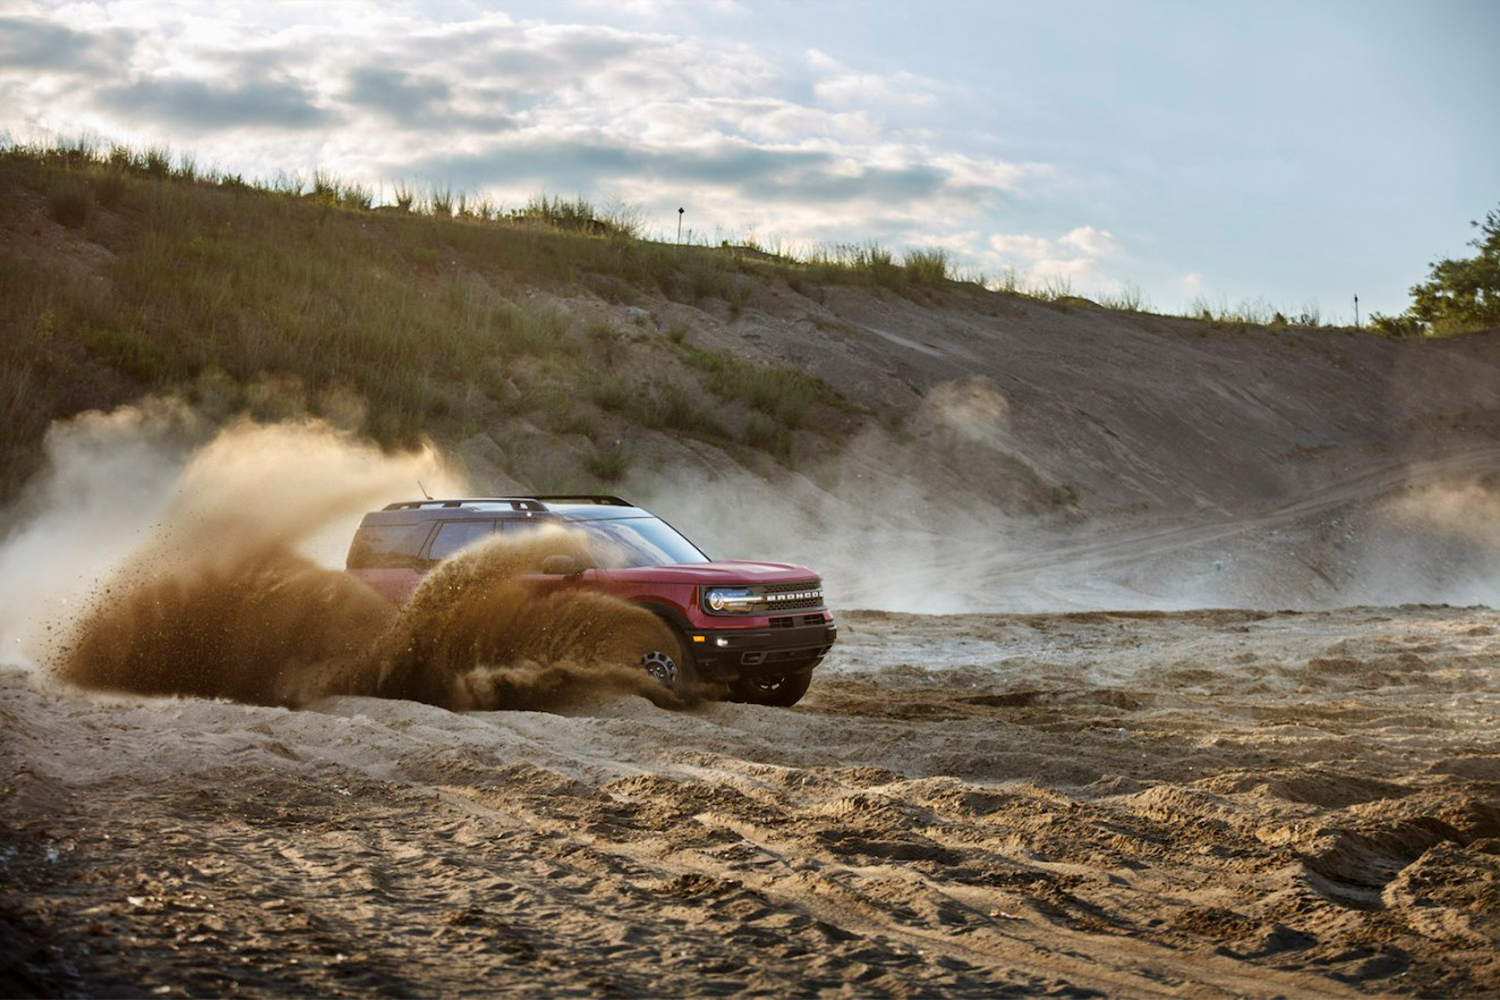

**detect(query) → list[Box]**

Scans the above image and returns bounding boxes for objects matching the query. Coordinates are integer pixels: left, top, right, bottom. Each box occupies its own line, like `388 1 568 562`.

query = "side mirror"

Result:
541 554 582 576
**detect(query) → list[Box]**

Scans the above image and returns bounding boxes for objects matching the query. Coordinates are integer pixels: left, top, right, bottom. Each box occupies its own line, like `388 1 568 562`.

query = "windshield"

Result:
578 516 708 568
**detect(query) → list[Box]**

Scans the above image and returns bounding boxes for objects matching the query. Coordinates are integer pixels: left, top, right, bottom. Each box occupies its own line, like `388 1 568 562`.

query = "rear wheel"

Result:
729 669 813 707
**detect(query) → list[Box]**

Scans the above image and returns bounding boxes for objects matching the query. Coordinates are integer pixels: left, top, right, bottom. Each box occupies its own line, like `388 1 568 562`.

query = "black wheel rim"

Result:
641 650 677 686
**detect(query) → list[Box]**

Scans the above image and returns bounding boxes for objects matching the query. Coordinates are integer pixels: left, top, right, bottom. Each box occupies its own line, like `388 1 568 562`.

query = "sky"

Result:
1 0 1495 318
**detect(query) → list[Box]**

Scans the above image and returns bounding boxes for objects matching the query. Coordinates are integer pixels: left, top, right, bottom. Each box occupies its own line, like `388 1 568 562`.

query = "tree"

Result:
1382 206 1500 337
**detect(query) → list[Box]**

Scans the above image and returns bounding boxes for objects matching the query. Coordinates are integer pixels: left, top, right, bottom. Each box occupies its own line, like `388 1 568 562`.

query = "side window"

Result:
347 523 434 569
427 520 496 562
499 518 548 537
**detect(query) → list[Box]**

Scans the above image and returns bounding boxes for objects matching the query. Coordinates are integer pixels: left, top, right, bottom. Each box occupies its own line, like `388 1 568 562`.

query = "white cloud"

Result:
979 225 1129 293
1028 256 1105 287
813 70 939 108
1059 225 1121 258
806 47 943 108
1 2 1051 259
569 0 747 16
988 232 1054 259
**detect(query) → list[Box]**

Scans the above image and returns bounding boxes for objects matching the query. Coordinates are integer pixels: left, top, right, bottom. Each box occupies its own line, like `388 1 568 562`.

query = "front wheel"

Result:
728 669 813 707
640 624 697 697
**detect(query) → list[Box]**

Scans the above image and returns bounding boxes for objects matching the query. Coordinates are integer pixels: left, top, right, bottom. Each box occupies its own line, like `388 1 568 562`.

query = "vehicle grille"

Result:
762 580 824 611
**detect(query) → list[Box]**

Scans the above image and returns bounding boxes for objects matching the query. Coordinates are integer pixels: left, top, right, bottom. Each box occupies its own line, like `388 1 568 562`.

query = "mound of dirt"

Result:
371 529 683 711
58 529 684 714
5 604 1498 997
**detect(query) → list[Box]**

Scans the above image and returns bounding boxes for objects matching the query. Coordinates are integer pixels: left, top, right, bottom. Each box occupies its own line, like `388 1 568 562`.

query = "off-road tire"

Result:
641 623 697 697
728 669 813 707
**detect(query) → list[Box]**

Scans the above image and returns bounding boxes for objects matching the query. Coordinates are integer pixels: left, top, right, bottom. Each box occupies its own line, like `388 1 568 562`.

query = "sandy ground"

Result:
3 605 1498 998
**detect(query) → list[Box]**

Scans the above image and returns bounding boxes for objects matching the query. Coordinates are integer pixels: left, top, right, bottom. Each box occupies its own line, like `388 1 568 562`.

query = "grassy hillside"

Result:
3 145 938 501
8 142 1488 530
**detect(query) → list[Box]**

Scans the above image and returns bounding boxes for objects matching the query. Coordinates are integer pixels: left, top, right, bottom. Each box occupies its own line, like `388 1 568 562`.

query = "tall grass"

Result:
1187 295 1329 328
2 138 975 311
0 139 872 497
1097 282 1150 313
25 134 1332 327
903 247 950 284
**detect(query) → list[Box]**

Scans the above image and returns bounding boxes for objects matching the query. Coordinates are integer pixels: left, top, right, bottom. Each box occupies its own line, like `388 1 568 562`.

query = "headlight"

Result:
704 587 758 614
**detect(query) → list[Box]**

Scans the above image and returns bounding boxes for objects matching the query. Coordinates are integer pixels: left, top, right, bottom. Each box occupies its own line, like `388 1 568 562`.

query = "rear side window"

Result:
428 520 496 562
347 523 434 569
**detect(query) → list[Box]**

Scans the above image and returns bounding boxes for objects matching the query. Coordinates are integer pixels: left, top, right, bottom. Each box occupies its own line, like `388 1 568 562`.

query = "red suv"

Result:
345 495 835 706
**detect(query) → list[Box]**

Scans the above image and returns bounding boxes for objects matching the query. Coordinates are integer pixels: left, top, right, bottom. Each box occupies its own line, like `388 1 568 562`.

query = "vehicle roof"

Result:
358 495 652 526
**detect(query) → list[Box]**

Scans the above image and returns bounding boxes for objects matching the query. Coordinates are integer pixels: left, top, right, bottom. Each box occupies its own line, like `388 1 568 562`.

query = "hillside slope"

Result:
3 151 1498 610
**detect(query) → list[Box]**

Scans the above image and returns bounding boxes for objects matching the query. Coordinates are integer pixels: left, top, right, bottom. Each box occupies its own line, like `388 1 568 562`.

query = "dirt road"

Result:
4 605 1497 997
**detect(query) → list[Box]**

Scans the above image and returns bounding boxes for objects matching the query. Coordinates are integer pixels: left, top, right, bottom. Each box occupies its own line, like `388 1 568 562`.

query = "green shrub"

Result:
680 346 821 429
142 146 171 179
726 282 753 316
495 301 572 355
106 143 134 171
94 168 127 209
741 414 792 463
588 375 633 412
1369 313 1425 338
310 170 340 207
555 405 601 437
392 180 416 212
48 181 92 227
583 439 631 483
1403 205 1500 335
903 247 950 285
340 181 373 211
1097 282 1148 313
512 194 635 237
651 382 703 431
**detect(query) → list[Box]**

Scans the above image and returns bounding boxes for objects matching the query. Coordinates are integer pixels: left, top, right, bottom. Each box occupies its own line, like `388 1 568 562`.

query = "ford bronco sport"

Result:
346 495 835 706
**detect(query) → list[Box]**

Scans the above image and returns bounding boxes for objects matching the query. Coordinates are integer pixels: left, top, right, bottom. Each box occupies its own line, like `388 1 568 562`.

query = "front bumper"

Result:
686 616 837 681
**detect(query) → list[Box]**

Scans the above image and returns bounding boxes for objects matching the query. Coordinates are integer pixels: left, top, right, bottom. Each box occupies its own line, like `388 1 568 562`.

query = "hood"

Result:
606 560 819 585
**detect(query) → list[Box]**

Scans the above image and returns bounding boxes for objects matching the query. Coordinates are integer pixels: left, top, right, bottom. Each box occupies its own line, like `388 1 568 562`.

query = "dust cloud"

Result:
371 528 685 711
631 376 1500 613
633 377 1032 614
0 400 456 670
917 374 1012 446
0 399 197 669
3 402 686 713
1348 477 1500 607
57 545 393 706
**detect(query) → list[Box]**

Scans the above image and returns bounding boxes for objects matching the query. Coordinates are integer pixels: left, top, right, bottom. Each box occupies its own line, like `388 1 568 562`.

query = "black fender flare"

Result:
631 600 706 672
632 600 694 637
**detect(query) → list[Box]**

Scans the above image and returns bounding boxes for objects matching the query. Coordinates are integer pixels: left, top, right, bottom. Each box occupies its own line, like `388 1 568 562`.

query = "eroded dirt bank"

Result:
3 605 1498 998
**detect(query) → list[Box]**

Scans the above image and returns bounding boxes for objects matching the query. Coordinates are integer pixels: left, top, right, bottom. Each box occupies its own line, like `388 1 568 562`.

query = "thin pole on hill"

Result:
1354 294 1360 328
677 207 684 244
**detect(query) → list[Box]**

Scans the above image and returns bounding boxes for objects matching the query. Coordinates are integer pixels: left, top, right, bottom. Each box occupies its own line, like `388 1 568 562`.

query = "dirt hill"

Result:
3 148 1498 610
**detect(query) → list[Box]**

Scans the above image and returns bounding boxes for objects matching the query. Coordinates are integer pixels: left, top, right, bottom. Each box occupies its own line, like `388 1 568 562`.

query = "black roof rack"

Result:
382 498 546 512
380 495 633 512
532 495 632 506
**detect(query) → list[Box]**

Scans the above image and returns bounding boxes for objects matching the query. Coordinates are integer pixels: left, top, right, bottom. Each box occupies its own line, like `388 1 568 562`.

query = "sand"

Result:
4 604 1497 997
